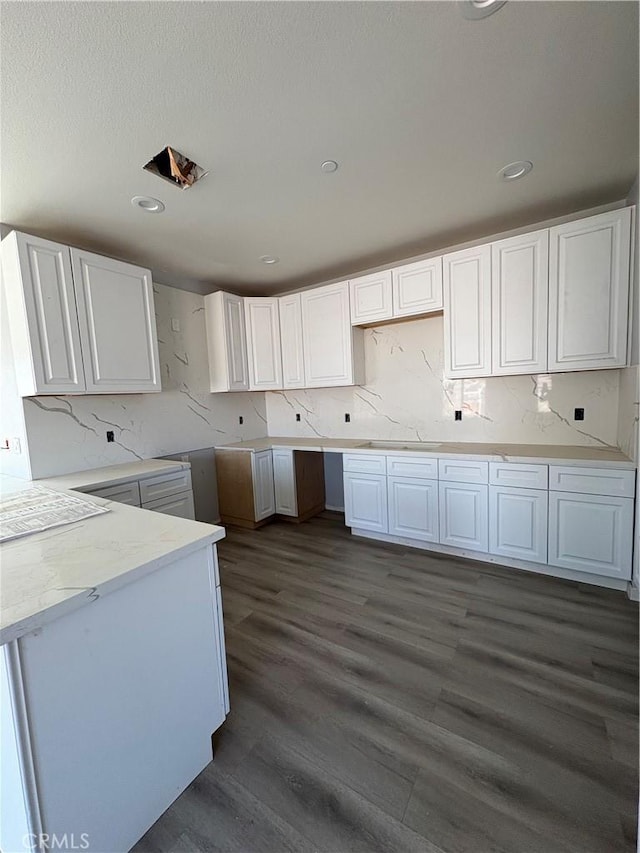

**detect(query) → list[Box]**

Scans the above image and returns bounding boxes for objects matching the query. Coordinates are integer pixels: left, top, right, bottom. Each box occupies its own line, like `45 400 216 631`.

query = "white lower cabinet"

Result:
388 476 438 542
489 486 548 564
344 472 388 533
273 448 297 516
143 491 196 520
438 481 488 552
252 450 276 521
548 491 634 579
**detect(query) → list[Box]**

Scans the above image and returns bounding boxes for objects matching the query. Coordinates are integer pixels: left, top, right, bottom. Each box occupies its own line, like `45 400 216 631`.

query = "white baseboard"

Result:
325 504 345 513
627 582 639 602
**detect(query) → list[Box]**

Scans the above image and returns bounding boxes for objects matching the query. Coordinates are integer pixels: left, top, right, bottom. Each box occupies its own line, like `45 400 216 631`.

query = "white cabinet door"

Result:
222 292 250 391
392 257 443 317
443 245 492 378
2 232 86 395
491 230 549 375
301 282 362 387
548 491 633 579
438 481 488 552
343 472 388 533
273 448 297 516
549 207 631 372
349 271 393 325
71 249 161 393
388 476 438 542
489 486 548 564
252 450 275 521
279 293 305 389
244 297 283 390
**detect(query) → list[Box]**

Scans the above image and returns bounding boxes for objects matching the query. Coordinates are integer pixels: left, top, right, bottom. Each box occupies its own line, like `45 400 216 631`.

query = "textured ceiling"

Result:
1 1 638 295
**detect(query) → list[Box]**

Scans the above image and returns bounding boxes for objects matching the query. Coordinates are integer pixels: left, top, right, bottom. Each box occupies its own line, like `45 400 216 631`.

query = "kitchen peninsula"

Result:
0 475 228 853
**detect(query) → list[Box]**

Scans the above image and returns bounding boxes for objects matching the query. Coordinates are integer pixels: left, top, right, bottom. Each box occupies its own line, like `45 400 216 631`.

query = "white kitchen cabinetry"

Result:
84 467 195 520
388 476 438 542
443 244 492 378
549 207 631 372
344 471 388 533
491 230 549 375
205 291 249 392
273 448 297 516
244 297 283 390
301 282 365 387
489 486 548 564
252 450 276 521
1 231 161 396
392 257 443 317
70 249 160 393
279 293 306 389
349 271 393 325
438 480 488 552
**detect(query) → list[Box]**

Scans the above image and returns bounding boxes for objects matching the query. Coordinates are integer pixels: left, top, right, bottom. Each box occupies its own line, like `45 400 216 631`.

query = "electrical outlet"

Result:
574 407 585 421
345 413 351 423
296 413 301 422
106 431 115 442
10 437 21 454
238 415 243 425
171 318 180 332
454 410 462 421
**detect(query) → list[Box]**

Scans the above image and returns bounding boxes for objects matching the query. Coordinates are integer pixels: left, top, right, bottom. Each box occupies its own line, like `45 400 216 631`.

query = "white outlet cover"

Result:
171 318 180 332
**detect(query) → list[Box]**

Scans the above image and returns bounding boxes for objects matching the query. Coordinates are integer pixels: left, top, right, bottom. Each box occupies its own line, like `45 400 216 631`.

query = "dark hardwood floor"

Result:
135 513 639 853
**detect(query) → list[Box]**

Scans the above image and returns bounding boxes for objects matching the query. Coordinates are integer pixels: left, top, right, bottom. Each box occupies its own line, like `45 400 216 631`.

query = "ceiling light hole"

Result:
498 160 533 181
321 160 339 173
131 195 165 213
459 0 506 19
260 255 279 265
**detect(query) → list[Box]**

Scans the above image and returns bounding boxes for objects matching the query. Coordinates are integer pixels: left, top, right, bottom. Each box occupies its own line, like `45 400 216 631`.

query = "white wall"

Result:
20 283 268 479
266 315 621 447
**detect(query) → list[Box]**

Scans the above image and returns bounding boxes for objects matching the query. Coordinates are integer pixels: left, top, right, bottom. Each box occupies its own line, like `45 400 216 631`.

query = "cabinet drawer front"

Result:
489 462 548 490
438 459 488 484
86 480 140 506
548 492 633 579
143 491 196 520
386 456 438 480
343 454 387 475
139 469 192 503
549 466 635 498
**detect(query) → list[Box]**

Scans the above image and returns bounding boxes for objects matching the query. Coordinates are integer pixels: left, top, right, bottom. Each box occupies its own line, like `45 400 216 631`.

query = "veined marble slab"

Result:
0 475 224 645
35 459 190 492
214 437 635 468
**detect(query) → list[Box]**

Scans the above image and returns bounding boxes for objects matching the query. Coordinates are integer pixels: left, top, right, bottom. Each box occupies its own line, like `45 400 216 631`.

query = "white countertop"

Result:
0 473 225 645
214 437 635 468
36 458 190 492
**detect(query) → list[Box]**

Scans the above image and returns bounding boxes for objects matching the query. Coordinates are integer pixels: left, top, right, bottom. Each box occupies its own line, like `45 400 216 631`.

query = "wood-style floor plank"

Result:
135 514 638 853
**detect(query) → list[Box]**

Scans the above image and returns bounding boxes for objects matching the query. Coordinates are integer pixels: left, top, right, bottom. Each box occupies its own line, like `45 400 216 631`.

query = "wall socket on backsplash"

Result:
345 413 351 423
574 408 585 421
454 410 462 421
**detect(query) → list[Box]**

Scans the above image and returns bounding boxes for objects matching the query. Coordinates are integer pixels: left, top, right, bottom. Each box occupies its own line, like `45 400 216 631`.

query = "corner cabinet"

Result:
204 291 249 392
548 207 632 372
279 293 306 389
443 245 492 378
1 232 161 396
300 282 365 387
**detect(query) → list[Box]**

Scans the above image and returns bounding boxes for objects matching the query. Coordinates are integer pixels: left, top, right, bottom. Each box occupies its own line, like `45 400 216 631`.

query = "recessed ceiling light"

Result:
459 0 506 19
498 160 533 181
260 255 279 265
321 160 339 173
131 195 165 213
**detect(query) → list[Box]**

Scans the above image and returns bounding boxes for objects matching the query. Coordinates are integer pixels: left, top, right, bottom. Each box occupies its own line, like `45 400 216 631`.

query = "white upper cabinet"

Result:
349 271 393 325
548 207 632 372
491 230 549 375
205 291 249 392
1 232 161 396
2 232 85 396
279 293 306 389
244 297 283 391
301 282 365 387
392 257 443 317
443 244 492 378
71 249 160 393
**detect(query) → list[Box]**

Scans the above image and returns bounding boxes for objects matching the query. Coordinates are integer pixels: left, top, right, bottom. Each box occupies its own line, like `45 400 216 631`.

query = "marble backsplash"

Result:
617 365 639 462
22 284 268 479
265 315 622 449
